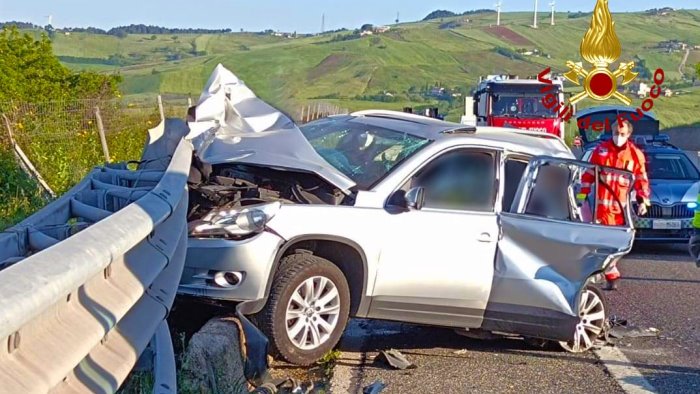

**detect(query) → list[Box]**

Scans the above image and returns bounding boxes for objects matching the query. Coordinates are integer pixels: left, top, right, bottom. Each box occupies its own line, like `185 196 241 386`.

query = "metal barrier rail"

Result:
0 119 192 394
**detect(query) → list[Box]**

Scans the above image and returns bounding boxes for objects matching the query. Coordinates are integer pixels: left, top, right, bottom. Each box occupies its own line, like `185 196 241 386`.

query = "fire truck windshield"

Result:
491 93 556 118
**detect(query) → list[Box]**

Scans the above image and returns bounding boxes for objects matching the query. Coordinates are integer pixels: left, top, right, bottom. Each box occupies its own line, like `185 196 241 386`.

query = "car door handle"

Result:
477 232 493 243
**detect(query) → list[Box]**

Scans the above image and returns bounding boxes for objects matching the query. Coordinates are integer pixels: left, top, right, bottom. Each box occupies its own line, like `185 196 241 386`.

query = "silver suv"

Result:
179 66 635 365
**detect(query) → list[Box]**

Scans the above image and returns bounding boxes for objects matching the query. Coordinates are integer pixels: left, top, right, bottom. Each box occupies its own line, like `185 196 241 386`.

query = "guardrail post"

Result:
93 106 111 163
157 95 165 122
2 114 56 199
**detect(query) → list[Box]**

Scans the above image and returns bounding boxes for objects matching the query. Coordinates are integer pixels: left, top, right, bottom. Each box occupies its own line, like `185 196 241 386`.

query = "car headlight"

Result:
190 202 281 238
688 202 698 211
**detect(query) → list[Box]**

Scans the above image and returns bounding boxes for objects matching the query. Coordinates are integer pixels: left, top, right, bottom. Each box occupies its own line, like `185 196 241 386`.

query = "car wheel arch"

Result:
256 234 370 317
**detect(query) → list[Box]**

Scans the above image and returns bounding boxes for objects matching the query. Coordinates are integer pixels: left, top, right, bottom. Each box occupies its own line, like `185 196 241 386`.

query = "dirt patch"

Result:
308 53 353 81
484 26 533 46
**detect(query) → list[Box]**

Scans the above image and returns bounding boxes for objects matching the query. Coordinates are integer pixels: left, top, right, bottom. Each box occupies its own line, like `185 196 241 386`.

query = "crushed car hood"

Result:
186 64 356 193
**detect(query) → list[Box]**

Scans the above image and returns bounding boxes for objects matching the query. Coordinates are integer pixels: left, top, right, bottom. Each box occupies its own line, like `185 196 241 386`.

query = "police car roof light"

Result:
653 134 670 143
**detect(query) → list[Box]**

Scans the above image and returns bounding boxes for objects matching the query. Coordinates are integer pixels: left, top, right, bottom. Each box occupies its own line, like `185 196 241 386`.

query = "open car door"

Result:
481 156 635 341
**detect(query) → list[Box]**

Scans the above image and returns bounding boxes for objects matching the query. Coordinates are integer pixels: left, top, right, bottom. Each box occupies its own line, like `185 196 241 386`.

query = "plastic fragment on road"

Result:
609 326 661 339
363 380 387 394
375 349 417 370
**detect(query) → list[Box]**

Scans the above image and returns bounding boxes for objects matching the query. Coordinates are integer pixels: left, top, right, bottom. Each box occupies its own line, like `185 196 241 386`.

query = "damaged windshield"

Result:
300 118 430 189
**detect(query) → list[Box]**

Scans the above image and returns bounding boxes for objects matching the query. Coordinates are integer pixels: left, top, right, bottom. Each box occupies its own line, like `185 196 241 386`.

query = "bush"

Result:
423 10 457 21
0 27 121 102
0 149 45 228
493 46 526 61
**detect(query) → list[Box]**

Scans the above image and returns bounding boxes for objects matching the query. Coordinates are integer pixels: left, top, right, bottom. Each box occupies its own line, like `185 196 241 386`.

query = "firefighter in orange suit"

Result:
579 119 651 290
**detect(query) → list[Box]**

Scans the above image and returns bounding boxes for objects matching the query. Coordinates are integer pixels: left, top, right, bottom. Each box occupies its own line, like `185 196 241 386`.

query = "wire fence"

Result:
0 95 191 195
0 95 350 196
298 103 349 124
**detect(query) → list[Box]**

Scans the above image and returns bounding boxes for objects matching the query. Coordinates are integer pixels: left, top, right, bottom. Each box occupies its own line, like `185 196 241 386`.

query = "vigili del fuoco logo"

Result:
537 0 665 128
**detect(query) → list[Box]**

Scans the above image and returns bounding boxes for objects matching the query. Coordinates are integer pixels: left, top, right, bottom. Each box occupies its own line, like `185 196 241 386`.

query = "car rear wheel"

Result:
255 253 350 365
560 285 607 353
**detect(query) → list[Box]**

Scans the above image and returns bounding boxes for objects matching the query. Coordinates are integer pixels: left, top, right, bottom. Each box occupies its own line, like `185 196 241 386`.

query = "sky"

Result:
1 0 698 33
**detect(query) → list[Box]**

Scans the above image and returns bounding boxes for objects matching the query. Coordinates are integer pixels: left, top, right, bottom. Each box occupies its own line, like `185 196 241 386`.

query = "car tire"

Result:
559 284 608 353
255 253 350 366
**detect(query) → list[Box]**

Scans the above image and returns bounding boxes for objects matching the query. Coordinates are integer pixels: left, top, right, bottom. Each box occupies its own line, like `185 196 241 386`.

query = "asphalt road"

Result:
330 244 700 394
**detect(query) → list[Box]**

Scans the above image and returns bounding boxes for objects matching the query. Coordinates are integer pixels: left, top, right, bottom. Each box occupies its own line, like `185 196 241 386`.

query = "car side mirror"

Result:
405 187 425 210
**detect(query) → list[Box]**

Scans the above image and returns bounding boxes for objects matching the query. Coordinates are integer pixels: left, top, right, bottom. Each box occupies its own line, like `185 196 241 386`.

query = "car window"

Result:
518 161 632 227
411 150 496 212
524 164 573 221
502 158 528 212
646 153 700 180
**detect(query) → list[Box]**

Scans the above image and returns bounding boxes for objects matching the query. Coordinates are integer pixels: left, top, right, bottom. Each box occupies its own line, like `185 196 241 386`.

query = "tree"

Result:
0 26 121 102
360 24 374 32
423 10 457 21
696 62 700 79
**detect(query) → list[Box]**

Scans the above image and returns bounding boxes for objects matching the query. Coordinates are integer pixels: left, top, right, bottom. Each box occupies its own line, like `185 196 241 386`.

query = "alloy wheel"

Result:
285 276 341 350
560 288 606 353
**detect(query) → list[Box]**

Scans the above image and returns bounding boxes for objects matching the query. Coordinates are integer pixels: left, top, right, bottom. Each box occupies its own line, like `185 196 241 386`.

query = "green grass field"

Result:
18 11 700 130
42 10 700 129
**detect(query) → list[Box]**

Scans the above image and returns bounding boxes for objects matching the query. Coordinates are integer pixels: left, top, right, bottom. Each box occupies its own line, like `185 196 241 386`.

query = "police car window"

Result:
411 150 496 212
646 153 700 180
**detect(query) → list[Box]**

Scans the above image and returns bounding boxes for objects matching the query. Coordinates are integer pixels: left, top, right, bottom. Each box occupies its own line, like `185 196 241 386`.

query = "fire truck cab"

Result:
462 74 568 139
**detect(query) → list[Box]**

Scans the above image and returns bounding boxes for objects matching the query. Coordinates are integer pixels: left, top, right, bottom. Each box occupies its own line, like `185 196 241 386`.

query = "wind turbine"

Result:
550 1 556 25
533 0 538 29
494 1 502 26
45 15 53 26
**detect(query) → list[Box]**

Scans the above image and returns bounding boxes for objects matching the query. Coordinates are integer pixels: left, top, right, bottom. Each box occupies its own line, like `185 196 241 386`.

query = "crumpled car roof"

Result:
186 64 357 193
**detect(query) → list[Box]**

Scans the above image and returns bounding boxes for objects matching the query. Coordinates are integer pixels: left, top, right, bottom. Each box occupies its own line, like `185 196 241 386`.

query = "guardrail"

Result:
0 119 192 393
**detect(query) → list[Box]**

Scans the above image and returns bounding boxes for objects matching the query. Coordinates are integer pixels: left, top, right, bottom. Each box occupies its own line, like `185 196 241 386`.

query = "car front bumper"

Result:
178 231 285 303
633 217 694 243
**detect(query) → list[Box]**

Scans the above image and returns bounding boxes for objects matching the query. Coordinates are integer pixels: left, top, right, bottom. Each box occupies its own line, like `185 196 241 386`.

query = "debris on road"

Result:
454 328 500 340
453 349 469 355
609 326 660 339
363 380 387 394
375 349 417 370
606 315 660 340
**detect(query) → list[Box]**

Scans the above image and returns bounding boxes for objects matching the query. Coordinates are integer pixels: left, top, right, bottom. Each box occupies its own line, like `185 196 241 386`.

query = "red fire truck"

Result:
461 74 568 139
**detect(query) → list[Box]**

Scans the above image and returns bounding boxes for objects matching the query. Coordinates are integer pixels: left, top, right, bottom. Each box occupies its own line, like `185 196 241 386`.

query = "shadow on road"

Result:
630 243 689 256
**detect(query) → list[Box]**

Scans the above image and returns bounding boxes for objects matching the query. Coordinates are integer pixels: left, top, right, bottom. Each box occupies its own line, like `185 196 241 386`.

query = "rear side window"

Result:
524 164 573 221
411 150 497 212
502 158 528 212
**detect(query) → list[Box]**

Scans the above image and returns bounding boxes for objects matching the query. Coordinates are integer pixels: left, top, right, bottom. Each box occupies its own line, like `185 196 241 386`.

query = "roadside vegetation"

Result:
0 149 45 229
0 26 164 228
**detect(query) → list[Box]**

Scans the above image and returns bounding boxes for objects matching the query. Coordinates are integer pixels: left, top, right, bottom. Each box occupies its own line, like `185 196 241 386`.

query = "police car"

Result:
578 106 699 243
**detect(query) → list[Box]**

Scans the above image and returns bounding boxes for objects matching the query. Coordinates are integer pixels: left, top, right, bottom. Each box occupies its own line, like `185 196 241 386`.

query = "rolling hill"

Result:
38 10 700 129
